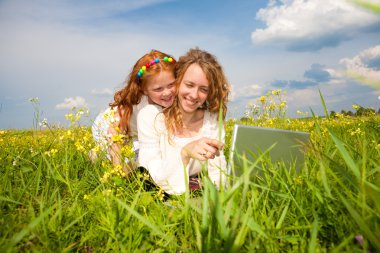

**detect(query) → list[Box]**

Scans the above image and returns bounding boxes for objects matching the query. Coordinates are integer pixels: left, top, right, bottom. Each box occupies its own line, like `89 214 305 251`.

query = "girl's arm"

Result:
106 111 133 175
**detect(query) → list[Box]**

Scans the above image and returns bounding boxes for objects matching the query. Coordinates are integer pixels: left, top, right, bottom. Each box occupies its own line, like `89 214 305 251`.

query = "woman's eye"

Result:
154 88 163 92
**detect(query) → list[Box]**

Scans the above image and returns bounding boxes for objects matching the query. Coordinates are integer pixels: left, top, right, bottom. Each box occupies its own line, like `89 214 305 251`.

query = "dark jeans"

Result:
136 167 202 199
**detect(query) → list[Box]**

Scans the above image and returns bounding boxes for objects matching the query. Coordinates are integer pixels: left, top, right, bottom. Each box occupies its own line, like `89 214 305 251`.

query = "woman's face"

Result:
178 63 209 114
144 70 176 108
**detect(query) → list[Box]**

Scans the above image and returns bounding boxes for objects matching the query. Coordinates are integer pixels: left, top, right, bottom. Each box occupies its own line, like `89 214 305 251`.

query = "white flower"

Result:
39 118 48 128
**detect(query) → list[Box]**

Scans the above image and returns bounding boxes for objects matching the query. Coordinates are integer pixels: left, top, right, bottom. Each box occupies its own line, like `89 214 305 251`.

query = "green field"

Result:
1 102 380 252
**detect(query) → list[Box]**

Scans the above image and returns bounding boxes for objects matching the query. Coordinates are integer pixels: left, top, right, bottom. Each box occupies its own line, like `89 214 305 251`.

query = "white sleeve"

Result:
137 105 188 195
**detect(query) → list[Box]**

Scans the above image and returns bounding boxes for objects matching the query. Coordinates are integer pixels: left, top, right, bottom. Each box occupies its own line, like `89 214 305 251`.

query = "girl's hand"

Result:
181 137 224 165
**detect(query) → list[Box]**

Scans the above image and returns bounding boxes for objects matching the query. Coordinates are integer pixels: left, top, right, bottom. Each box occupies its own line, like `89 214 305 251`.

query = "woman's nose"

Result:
189 88 198 99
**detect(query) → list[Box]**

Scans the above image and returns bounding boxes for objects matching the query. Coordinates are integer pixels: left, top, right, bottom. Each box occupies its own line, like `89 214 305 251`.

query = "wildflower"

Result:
352 104 360 110
39 118 48 128
294 176 303 185
271 89 281 96
121 145 134 159
29 97 39 103
111 133 126 144
0 130 5 135
83 194 91 200
349 127 363 136
279 101 286 109
355 234 364 246
156 188 165 201
258 96 267 103
75 141 85 152
44 148 58 157
100 172 111 183
103 189 112 196
12 159 17 166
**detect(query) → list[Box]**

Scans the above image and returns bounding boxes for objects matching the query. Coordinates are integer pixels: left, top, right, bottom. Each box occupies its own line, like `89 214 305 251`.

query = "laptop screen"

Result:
228 124 310 177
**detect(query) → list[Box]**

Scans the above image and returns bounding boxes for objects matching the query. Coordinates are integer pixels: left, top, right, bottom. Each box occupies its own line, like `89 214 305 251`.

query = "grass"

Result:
1 109 380 252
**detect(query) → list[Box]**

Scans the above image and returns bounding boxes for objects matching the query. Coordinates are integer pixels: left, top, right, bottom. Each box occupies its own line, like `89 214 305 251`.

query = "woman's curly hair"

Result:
164 48 230 136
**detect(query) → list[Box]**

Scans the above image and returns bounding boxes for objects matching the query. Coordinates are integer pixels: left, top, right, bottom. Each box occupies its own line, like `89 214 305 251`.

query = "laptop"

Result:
228 124 310 178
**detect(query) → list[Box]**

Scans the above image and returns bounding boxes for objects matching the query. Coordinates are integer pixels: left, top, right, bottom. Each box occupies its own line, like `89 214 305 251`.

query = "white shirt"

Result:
137 104 227 195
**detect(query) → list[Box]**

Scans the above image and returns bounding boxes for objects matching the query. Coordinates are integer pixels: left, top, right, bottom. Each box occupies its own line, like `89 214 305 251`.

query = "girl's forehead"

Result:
146 71 175 88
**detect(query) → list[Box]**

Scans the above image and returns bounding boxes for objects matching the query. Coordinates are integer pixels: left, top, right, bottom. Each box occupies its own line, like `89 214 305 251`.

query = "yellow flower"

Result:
271 89 281 96
111 133 126 144
83 194 91 200
258 96 267 103
352 104 359 110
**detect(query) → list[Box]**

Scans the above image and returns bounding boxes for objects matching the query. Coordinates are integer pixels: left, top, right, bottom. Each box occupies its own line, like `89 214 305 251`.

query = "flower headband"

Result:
137 56 175 78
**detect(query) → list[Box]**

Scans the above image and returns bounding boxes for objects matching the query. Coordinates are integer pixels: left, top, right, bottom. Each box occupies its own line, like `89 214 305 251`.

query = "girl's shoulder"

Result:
94 107 120 124
136 95 150 111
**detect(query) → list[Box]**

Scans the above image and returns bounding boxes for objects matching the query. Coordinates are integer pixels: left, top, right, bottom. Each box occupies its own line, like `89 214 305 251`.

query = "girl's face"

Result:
178 63 209 114
144 70 176 108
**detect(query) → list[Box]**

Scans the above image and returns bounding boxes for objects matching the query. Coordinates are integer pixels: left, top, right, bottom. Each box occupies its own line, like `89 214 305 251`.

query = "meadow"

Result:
1 92 380 252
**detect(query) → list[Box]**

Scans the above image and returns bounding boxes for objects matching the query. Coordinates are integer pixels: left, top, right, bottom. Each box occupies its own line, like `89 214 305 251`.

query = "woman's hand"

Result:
181 137 224 166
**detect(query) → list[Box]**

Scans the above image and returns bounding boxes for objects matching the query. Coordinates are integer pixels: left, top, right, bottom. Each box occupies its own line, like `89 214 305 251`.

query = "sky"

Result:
1 0 380 129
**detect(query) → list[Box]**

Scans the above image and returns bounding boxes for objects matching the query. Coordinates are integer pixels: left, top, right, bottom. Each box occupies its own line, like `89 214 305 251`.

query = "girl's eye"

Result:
201 88 209 93
154 88 163 92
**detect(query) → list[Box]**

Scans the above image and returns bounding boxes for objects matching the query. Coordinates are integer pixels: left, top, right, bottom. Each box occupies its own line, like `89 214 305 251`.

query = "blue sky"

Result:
1 0 380 129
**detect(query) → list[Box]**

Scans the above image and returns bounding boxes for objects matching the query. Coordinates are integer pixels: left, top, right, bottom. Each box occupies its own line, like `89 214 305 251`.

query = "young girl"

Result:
92 50 176 174
137 48 230 195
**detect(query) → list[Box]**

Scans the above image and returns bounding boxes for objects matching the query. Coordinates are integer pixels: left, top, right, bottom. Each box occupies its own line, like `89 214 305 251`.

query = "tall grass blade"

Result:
318 89 330 120
114 198 173 244
329 129 360 181
308 217 319 253
9 206 53 247
337 192 380 249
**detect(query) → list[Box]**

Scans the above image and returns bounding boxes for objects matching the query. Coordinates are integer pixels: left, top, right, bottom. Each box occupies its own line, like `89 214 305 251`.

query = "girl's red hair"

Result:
109 50 176 137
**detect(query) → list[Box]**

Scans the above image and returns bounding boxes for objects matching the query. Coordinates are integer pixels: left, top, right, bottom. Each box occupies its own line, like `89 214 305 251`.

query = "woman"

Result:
137 48 230 195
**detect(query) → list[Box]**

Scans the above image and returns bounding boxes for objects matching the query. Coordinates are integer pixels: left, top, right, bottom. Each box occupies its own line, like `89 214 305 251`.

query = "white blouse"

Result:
137 104 227 195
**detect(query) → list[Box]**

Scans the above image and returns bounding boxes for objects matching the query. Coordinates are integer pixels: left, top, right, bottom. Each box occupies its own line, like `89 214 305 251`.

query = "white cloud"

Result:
286 88 321 107
56 96 88 110
91 88 114 96
340 44 380 85
232 84 263 100
252 0 380 51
